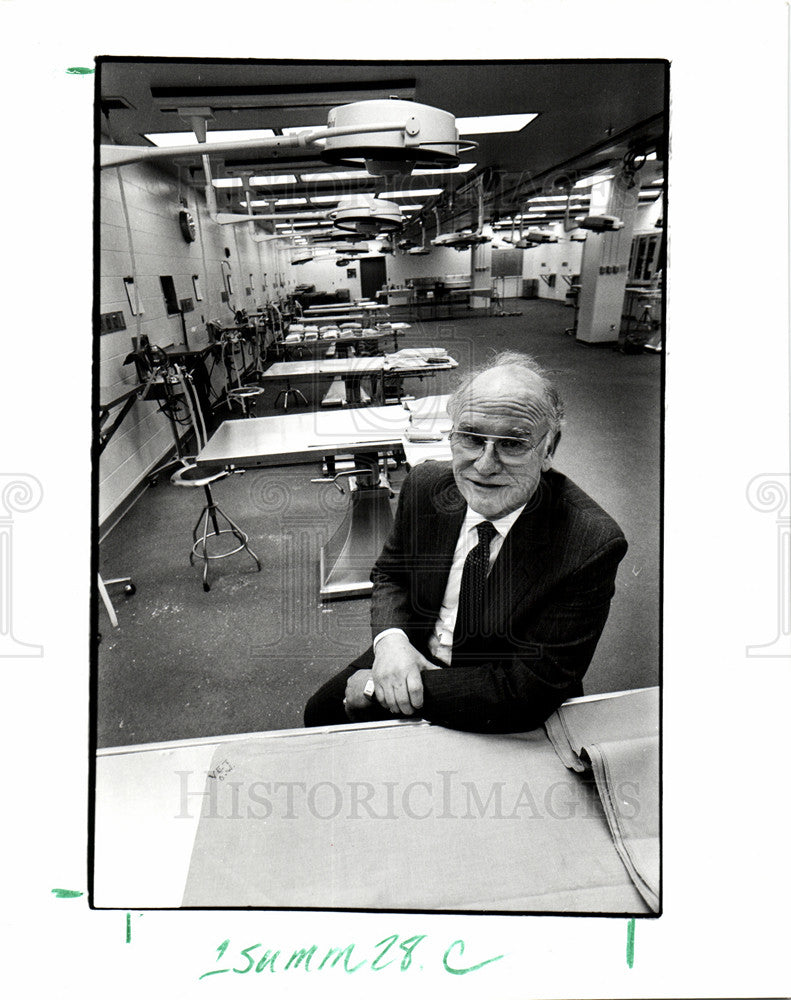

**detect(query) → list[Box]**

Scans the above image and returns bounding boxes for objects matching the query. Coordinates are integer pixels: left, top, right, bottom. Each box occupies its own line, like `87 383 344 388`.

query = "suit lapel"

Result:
423 469 466 615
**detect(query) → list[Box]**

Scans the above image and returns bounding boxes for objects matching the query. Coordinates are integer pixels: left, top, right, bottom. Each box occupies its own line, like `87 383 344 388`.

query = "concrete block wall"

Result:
98 162 290 527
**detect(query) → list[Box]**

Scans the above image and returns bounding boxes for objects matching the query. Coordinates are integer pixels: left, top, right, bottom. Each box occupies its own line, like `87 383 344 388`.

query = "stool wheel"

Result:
123 583 136 596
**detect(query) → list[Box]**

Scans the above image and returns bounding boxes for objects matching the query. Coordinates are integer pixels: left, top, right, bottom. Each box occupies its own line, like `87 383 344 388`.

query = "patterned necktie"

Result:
452 520 497 662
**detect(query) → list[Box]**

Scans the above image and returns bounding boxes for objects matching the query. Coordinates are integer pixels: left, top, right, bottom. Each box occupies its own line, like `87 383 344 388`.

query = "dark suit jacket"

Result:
369 461 627 733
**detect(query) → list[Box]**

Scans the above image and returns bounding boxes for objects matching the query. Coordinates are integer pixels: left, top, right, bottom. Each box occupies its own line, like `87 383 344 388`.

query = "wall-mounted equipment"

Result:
220 260 233 298
192 274 203 301
100 310 127 334
123 276 143 315
160 275 180 315
178 209 196 243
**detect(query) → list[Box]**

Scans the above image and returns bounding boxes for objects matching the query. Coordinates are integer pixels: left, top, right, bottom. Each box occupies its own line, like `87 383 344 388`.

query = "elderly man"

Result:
304 350 627 733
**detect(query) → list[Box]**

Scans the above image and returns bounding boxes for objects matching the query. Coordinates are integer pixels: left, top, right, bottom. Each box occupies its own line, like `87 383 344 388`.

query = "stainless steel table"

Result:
260 354 456 408
196 396 451 599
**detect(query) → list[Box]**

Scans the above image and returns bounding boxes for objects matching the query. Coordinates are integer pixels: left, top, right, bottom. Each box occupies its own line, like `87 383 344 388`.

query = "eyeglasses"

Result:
449 429 549 463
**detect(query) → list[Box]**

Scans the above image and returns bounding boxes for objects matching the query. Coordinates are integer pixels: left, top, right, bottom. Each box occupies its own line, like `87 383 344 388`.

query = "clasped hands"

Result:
344 632 440 718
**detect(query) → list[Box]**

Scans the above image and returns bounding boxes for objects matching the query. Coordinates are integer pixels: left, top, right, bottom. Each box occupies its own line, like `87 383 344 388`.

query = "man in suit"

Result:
304 350 627 733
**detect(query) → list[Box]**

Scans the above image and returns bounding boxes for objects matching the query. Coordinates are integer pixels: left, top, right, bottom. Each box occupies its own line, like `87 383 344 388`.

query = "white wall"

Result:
521 223 585 302
385 245 472 284
633 197 663 235
289 254 363 300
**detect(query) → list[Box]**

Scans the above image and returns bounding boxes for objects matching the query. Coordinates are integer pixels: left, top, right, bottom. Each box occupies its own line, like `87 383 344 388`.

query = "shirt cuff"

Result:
373 628 409 651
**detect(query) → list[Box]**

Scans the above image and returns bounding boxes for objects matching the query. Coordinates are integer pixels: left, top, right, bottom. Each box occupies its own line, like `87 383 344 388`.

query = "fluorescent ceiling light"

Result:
274 197 308 206
413 163 476 175
145 128 276 147
276 221 332 229
243 206 326 217
301 170 370 182
311 194 376 204
528 195 573 203
251 174 297 186
574 173 614 188
214 174 297 188
303 164 477 183
378 188 443 199
523 204 588 213
456 113 537 134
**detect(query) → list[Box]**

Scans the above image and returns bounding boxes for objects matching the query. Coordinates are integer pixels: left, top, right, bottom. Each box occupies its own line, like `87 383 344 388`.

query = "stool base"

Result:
191 487 261 591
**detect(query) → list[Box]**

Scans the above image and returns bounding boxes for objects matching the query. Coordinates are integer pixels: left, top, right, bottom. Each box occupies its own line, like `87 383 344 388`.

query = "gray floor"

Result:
97 299 661 747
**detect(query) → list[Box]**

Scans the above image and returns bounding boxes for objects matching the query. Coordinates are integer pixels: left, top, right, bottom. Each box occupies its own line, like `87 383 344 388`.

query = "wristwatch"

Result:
363 677 376 700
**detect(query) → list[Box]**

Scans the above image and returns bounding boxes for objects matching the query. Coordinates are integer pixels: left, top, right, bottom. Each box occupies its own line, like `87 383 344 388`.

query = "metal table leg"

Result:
312 458 395 600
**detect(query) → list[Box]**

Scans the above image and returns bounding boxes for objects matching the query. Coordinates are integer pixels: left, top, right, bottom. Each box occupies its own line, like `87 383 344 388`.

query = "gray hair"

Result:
447 350 565 437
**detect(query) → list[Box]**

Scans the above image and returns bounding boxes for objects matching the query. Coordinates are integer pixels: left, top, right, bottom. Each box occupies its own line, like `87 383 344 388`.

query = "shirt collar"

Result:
464 503 527 539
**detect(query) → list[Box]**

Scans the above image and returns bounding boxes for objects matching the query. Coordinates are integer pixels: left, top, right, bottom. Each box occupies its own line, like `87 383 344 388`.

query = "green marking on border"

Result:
626 918 635 969
51 888 83 898
66 67 94 75
126 913 131 944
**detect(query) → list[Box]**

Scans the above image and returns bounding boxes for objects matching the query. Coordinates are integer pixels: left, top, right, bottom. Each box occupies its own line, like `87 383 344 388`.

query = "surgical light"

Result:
329 194 403 234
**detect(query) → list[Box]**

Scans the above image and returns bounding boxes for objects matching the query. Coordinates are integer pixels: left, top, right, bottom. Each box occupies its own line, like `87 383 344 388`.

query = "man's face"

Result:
450 366 555 520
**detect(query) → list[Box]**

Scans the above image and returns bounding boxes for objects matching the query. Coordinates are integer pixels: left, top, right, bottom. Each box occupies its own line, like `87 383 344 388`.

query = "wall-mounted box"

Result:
179 297 195 313
100 310 127 334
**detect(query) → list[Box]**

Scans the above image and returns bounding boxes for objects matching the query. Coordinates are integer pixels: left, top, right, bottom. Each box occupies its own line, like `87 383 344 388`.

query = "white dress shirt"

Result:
373 503 527 665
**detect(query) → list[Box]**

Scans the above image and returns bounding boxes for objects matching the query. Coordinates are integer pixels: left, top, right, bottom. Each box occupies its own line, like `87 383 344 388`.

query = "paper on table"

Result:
545 687 659 772
544 688 660 912
181 722 649 912
384 348 454 369
585 736 660 912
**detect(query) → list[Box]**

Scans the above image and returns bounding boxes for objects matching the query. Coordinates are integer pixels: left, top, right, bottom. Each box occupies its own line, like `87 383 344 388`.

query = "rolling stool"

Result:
227 384 266 418
97 574 136 628
172 465 261 592
169 366 261 591
274 378 308 409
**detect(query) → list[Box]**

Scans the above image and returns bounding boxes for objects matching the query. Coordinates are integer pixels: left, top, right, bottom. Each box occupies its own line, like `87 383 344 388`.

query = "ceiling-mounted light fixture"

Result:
321 99 471 176
101 99 475 178
522 229 559 245
329 194 403 234
431 175 491 250
290 249 315 265
578 215 624 232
